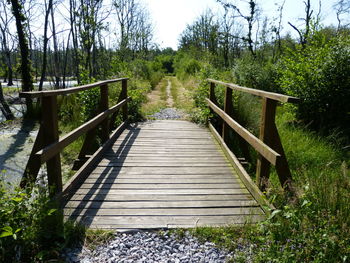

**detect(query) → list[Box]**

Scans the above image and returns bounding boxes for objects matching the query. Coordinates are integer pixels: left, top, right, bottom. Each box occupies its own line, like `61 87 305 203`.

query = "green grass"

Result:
2 87 20 95
159 78 168 102
141 78 167 117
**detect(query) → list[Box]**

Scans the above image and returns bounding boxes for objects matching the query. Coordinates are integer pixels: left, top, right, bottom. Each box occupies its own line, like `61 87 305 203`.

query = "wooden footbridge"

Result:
20 78 297 230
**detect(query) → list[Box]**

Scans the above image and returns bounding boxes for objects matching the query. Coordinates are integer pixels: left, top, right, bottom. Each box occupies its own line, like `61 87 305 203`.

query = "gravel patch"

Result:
62 230 234 263
147 108 186 120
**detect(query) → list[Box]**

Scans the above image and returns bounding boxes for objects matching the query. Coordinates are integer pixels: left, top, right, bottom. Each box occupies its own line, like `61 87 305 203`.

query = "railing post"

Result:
256 98 293 191
256 98 277 190
42 96 62 196
100 84 109 143
122 79 128 121
222 86 233 142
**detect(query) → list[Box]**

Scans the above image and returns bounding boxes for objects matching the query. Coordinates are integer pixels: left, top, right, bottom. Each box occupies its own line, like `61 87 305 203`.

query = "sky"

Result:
140 0 341 50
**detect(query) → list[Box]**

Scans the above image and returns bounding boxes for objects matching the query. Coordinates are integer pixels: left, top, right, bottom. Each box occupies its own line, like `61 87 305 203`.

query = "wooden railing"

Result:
207 79 298 198
19 78 130 198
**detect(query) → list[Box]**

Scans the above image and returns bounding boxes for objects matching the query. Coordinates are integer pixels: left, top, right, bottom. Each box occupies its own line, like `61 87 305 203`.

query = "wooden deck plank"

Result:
65 215 265 229
76 183 243 190
65 200 259 209
90 167 235 174
68 194 253 202
81 178 238 184
63 120 265 229
65 207 263 216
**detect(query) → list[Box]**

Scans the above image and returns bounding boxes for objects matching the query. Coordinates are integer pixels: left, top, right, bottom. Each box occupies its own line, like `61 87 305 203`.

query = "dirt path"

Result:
166 79 174 107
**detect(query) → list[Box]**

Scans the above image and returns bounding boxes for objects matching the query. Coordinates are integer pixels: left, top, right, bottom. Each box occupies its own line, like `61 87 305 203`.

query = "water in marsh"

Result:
0 79 77 122
0 79 77 185
0 121 39 186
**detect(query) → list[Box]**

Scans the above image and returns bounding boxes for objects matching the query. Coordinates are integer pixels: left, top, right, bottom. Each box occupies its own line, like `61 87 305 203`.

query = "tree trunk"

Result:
39 0 53 91
10 0 34 115
51 4 61 89
0 82 14 120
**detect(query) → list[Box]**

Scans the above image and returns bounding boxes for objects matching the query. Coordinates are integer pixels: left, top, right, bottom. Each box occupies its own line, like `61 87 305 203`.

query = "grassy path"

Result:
141 76 195 120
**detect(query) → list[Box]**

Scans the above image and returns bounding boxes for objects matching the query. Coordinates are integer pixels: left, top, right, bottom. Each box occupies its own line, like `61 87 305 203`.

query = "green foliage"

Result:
154 54 175 74
277 34 350 132
0 181 63 262
174 53 202 80
77 87 100 122
234 54 280 92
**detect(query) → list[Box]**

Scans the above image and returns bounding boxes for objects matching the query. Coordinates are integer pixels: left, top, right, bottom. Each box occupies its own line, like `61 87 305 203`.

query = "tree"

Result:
217 0 259 57
288 0 321 48
334 0 350 30
0 0 14 86
0 82 14 120
38 0 53 91
9 0 34 114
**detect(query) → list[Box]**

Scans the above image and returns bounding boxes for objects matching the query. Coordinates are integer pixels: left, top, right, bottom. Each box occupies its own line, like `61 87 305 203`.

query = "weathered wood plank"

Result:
96 163 229 167
67 215 265 228
77 183 242 190
74 188 249 195
20 78 128 98
86 173 236 179
68 194 253 202
207 79 299 103
65 207 263 216
90 166 235 174
65 200 259 209
82 178 238 184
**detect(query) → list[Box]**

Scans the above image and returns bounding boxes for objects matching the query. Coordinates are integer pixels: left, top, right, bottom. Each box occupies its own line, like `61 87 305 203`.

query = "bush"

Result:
0 181 63 262
174 53 202 80
277 34 350 133
234 54 279 92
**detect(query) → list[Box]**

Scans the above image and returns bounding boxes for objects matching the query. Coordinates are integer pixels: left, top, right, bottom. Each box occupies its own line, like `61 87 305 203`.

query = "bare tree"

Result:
334 0 350 30
272 0 286 59
288 0 321 47
50 1 61 88
217 0 258 57
113 0 138 61
69 0 81 83
39 0 53 91
0 0 14 86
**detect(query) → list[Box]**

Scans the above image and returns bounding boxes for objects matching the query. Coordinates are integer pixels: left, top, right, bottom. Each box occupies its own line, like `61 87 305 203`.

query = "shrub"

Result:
277 34 350 133
234 54 279 92
0 180 63 262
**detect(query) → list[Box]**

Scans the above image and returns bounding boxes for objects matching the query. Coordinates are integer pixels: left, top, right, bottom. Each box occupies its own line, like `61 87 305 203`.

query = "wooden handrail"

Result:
19 78 128 98
20 78 130 198
36 97 130 164
207 79 296 193
207 79 299 103
206 98 280 165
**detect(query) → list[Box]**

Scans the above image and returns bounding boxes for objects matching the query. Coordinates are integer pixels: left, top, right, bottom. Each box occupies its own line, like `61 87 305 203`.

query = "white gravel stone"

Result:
62 230 234 263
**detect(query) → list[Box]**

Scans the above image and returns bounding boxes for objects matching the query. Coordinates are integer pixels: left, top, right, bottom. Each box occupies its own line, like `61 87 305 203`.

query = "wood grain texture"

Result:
19 78 128 98
64 120 266 229
207 78 299 103
207 98 280 165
